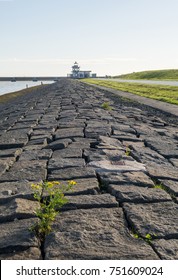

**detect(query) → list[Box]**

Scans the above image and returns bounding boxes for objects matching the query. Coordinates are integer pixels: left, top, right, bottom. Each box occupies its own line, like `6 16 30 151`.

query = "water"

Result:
98 78 178 87
0 80 55 96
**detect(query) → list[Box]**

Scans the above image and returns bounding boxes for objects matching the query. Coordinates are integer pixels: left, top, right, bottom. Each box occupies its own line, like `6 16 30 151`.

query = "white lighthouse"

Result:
72 61 80 78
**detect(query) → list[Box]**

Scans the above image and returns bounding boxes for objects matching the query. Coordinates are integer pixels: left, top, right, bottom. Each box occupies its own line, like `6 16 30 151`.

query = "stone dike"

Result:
0 78 178 260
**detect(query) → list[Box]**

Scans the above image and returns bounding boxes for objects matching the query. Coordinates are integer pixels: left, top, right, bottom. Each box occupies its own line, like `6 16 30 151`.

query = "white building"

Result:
67 62 96 78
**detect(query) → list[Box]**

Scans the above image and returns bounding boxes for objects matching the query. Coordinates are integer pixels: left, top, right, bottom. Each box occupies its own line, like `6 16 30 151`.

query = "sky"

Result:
0 0 178 76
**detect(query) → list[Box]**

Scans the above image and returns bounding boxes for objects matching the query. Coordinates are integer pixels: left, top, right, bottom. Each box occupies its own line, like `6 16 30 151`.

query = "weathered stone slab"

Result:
0 160 9 176
0 218 39 254
123 202 178 239
48 167 96 181
48 158 85 171
0 161 47 182
83 148 106 162
146 164 178 180
55 128 84 140
99 171 154 187
98 135 123 148
0 247 42 260
44 138 72 151
52 148 82 159
61 178 99 195
85 126 111 138
111 124 136 134
89 159 146 173
63 194 118 210
0 148 22 158
0 198 39 222
58 121 85 128
151 239 178 260
169 158 178 168
44 208 159 259
19 149 52 161
108 185 171 203
131 147 167 165
69 141 91 149
145 138 178 159
26 137 48 146
157 180 178 196
0 181 35 203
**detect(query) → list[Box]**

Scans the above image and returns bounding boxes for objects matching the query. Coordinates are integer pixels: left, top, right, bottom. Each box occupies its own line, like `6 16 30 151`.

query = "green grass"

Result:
0 85 44 104
82 79 178 105
114 69 178 80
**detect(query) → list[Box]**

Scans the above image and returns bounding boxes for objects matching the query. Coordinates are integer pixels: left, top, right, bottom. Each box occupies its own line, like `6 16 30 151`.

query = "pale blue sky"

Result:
0 0 178 76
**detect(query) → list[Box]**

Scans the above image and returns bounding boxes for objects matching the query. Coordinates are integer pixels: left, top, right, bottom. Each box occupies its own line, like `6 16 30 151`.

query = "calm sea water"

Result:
99 78 178 86
0 80 55 96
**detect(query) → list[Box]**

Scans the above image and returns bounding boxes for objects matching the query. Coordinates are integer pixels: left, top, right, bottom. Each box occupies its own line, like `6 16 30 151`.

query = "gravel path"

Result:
0 78 178 260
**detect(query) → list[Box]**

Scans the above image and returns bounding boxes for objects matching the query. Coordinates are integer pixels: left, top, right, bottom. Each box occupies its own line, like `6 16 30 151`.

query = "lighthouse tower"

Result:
72 61 80 78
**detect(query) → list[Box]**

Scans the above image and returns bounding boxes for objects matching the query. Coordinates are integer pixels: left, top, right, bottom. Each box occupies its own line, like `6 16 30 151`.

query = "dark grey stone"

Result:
0 218 40 254
44 139 72 151
0 198 39 222
63 194 119 210
44 208 159 260
123 202 178 239
0 160 47 182
99 171 154 187
55 128 84 140
52 148 83 159
48 167 96 181
48 158 85 171
151 239 178 260
19 149 52 161
0 247 42 260
108 184 171 203
157 180 178 196
0 181 34 203
146 163 178 180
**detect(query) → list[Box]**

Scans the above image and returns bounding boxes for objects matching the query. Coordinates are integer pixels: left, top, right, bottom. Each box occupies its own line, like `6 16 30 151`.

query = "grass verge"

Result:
82 79 178 105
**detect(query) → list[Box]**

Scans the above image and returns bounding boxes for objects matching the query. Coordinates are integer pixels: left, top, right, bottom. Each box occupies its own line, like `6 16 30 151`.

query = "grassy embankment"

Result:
82 79 178 105
114 69 178 80
0 85 45 104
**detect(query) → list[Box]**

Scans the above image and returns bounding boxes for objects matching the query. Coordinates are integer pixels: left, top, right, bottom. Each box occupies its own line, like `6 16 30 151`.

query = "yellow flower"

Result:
47 182 54 188
52 181 60 185
69 180 77 185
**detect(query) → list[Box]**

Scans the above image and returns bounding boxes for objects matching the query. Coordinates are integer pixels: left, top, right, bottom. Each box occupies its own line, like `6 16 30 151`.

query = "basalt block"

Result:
108 185 171 203
62 194 119 210
99 171 154 187
0 161 47 182
0 181 35 203
123 202 178 239
0 247 42 260
48 158 86 171
0 218 40 254
0 198 39 222
44 208 159 260
151 239 178 260
44 139 72 151
48 167 96 181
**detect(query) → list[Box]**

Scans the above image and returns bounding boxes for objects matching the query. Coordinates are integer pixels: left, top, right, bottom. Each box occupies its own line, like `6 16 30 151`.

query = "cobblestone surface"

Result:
0 79 178 259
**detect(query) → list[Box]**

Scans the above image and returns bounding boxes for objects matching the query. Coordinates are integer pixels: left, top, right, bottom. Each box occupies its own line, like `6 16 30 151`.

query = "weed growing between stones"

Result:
125 146 131 156
101 102 112 111
30 180 76 241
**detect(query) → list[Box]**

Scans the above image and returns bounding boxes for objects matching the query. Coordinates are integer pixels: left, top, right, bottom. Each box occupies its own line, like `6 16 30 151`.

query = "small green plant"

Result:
153 184 165 190
101 102 112 111
31 180 76 241
145 233 152 241
125 146 131 156
133 233 140 239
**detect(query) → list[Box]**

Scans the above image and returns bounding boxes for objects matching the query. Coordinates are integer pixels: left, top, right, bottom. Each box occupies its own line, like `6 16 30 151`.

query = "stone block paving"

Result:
0 79 178 260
